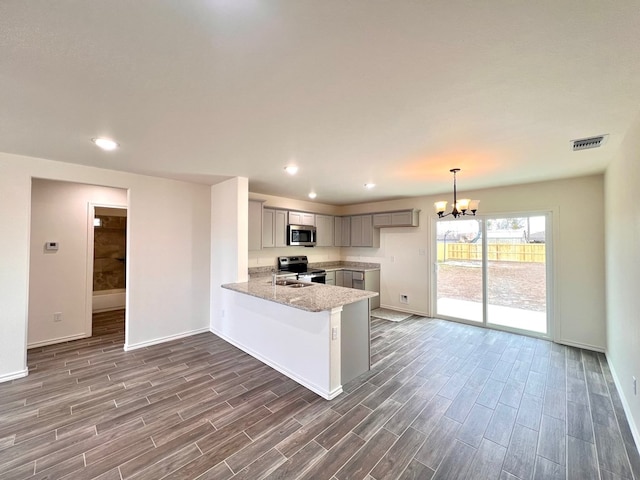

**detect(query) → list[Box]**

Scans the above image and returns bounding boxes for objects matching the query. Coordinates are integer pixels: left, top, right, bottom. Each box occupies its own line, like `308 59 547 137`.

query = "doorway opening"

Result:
27 179 128 350
435 213 552 337
89 206 127 338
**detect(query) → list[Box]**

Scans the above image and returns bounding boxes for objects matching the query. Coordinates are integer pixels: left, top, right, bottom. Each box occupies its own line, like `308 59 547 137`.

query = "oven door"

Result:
298 273 326 284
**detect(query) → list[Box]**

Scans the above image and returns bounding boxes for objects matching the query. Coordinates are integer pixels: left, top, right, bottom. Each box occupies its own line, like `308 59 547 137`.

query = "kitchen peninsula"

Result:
219 278 378 399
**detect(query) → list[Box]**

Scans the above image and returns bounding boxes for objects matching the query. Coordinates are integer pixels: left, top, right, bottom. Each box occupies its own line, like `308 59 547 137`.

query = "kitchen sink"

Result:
272 279 312 287
273 279 297 286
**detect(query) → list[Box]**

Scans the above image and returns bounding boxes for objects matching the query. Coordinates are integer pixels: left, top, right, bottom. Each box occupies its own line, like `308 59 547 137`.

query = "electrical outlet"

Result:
53 312 62 322
390 256 395 263
634 376 637 396
400 294 409 304
331 327 338 340
419 248 426 256
221 309 225 318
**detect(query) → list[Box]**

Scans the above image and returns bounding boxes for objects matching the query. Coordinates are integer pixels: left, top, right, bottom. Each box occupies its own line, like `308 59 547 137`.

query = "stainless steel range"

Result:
277 256 326 284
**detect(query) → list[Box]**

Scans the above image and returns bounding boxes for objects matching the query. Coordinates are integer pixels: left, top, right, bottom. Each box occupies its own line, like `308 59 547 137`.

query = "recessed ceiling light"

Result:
284 165 298 175
308 192 317 199
92 138 119 151
364 183 376 189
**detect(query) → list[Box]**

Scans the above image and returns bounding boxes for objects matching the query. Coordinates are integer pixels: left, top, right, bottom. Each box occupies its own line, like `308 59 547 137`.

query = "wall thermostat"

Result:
45 242 59 251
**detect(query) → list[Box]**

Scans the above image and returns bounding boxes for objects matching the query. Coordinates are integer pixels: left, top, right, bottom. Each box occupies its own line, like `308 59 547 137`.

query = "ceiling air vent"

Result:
572 134 608 151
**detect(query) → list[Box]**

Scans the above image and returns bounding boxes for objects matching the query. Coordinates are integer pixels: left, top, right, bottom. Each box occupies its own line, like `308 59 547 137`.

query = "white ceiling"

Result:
2 1 640 205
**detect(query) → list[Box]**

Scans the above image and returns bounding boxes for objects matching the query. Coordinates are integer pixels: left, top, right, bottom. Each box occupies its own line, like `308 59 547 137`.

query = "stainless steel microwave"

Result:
287 224 316 247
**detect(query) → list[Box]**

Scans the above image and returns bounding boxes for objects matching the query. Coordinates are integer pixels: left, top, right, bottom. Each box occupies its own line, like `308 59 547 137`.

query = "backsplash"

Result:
248 260 380 276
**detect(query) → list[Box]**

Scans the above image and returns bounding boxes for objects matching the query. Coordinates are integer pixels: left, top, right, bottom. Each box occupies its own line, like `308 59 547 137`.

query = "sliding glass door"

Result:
436 219 483 323
486 216 547 334
435 213 550 337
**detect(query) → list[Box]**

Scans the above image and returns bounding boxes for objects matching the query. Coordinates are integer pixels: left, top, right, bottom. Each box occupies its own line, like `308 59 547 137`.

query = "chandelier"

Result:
434 168 479 218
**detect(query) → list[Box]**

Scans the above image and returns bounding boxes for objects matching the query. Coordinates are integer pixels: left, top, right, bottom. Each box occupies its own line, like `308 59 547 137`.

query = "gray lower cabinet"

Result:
341 299 370 385
343 270 353 288
335 269 380 309
352 271 365 290
325 270 336 285
365 270 380 309
337 270 353 288
351 270 380 309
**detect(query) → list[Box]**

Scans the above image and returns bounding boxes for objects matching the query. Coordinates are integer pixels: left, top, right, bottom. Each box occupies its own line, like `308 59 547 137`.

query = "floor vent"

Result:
572 135 608 151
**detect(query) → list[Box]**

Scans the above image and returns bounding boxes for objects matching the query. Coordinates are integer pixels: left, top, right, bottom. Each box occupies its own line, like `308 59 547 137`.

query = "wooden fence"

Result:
437 242 546 263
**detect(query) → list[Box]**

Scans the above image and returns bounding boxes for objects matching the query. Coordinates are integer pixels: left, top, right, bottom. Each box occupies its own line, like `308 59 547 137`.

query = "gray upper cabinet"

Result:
334 216 351 247
251 203 418 251
351 215 364 246
288 211 315 226
248 200 264 251
350 214 379 248
315 214 334 247
373 209 420 228
262 208 287 248
275 210 287 247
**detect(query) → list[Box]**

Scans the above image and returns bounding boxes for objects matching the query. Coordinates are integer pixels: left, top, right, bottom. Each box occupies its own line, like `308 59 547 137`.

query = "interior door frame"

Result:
431 209 556 341
85 202 128 338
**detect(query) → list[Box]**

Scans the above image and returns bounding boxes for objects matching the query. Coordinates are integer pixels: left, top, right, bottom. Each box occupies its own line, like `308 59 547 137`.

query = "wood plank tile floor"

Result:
1 309 639 479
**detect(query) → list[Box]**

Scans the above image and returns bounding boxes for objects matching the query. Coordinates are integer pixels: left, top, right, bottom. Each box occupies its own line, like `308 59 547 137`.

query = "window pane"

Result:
486 216 547 333
436 219 483 323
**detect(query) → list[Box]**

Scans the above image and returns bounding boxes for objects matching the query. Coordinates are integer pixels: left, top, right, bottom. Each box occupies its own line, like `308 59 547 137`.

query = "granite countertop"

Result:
222 278 378 312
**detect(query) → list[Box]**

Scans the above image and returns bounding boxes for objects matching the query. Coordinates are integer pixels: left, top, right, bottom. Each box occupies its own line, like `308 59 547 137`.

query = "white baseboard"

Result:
124 327 210 351
28 333 88 349
557 339 605 353
606 355 640 456
0 368 29 383
210 328 342 400
379 304 427 317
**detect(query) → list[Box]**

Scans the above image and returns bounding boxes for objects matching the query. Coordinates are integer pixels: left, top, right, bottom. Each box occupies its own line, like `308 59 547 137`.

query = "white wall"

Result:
0 152 212 381
605 112 640 443
0 158 33 381
28 179 127 347
125 174 211 349
210 177 249 331
341 175 606 351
